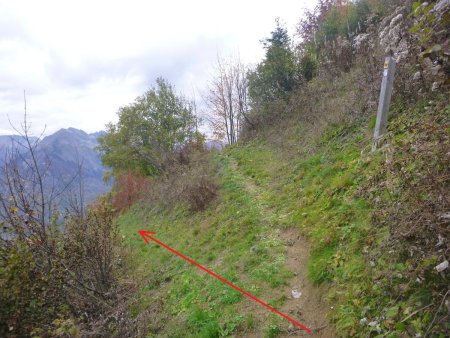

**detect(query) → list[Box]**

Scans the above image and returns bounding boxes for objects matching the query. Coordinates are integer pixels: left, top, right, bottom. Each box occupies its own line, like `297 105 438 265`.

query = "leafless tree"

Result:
0 104 79 247
65 149 86 219
205 54 253 145
0 95 123 336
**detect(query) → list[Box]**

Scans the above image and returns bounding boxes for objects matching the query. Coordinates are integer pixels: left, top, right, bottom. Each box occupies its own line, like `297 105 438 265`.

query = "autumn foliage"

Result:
112 171 151 213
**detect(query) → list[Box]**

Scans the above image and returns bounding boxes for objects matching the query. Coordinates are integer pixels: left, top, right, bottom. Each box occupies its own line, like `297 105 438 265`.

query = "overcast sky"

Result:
0 0 317 136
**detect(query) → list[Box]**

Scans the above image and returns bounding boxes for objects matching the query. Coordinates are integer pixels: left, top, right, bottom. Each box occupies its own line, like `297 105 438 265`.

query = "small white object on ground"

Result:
291 289 302 299
436 234 445 247
435 260 449 273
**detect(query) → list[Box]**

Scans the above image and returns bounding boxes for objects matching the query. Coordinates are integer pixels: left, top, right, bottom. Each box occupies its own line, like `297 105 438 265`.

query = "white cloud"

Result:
0 0 317 136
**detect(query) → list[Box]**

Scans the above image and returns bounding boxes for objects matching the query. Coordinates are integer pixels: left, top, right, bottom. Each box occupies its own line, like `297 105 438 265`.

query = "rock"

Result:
291 289 302 299
423 57 433 69
378 7 411 61
432 44 442 53
368 320 378 327
353 33 370 51
388 25 401 45
436 234 445 247
413 71 422 81
390 14 403 28
443 40 450 56
432 82 440 91
379 26 389 41
360 317 368 325
434 0 450 13
431 65 442 75
435 260 449 272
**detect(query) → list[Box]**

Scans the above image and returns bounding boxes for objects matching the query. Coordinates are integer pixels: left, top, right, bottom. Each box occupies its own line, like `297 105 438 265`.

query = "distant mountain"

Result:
205 139 224 150
0 128 110 207
0 134 38 162
1 130 223 207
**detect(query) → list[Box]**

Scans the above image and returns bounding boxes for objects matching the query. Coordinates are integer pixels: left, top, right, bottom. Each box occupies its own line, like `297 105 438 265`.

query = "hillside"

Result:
1 1 448 337
117 93 449 337
114 1 450 336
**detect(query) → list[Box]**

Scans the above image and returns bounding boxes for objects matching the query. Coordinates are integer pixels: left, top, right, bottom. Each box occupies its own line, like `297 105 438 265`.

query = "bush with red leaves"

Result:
112 172 151 213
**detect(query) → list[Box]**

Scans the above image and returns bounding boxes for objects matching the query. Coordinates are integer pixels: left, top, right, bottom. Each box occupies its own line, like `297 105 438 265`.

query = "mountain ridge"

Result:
0 127 109 204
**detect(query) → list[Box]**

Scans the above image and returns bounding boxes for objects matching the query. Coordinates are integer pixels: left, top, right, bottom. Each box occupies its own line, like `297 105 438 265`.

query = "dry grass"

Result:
139 150 218 213
242 66 380 158
367 100 450 255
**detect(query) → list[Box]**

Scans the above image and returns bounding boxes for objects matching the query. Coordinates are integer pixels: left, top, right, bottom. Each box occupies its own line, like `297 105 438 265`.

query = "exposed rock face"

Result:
353 33 370 52
352 6 411 62
378 7 410 62
351 2 449 92
418 0 450 90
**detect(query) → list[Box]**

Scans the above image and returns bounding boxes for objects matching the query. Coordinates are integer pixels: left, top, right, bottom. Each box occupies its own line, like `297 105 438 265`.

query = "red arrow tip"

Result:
138 230 156 244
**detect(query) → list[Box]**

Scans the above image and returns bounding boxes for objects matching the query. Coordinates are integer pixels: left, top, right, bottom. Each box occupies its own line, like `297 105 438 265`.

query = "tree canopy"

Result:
248 19 298 110
98 78 197 176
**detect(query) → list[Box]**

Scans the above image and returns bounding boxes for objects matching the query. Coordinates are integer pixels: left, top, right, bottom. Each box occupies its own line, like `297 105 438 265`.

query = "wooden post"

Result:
373 57 396 150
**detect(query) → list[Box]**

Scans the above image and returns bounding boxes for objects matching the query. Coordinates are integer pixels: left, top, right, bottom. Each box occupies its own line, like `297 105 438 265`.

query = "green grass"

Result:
118 125 376 336
225 127 378 334
118 98 449 337
224 100 449 336
117 151 292 337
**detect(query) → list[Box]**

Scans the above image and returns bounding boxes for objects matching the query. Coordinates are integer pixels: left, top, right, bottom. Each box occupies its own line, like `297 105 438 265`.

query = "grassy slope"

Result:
118 153 295 337
118 97 449 337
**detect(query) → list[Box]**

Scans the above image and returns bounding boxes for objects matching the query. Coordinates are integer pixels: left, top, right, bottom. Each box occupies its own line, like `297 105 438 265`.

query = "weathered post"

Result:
372 56 396 150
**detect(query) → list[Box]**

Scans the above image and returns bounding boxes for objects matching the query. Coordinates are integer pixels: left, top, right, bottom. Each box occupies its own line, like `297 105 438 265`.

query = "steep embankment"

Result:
119 93 449 337
227 96 449 337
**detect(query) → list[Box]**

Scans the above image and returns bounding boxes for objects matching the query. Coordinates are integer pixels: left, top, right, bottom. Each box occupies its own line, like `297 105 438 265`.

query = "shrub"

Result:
140 151 218 213
0 197 125 337
112 171 151 213
64 198 119 294
183 174 218 212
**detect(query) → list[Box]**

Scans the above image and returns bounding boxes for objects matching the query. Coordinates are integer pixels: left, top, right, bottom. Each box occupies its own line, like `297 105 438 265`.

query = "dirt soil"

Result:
235 229 335 338
278 229 334 337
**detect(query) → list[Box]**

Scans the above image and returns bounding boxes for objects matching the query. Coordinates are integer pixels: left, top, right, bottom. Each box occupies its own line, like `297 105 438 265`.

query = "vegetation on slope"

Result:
111 1 450 336
118 152 296 336
231 96 449 336
117 88 448 337
1 0 448 337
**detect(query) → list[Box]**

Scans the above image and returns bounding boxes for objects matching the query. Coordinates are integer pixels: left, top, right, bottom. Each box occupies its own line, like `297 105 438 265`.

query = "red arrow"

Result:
138 230 312 333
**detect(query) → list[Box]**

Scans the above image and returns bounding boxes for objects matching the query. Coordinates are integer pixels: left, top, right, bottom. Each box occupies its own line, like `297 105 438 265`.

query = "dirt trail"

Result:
229 158 334 337
278 229 334 337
